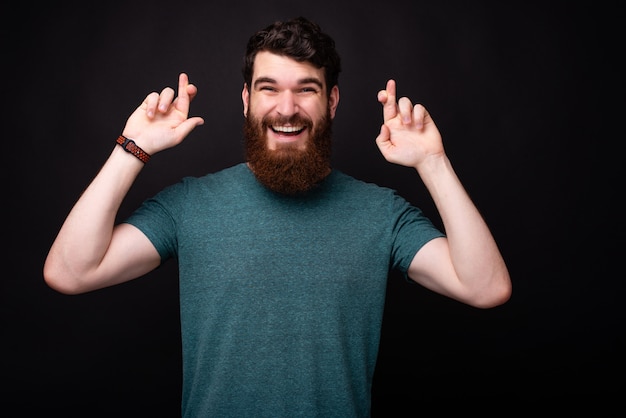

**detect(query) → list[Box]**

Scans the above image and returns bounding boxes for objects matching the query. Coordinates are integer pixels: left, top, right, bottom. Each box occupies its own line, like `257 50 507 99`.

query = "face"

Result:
242 51 340 195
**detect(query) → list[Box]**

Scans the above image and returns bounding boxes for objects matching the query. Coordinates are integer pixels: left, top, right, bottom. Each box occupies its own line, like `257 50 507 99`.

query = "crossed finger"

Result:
142 73 193 118
175 73 192 115
378 79 398 123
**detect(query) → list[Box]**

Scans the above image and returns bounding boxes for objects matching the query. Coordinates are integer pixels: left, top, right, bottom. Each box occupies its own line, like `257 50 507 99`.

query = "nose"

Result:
276 91 298 116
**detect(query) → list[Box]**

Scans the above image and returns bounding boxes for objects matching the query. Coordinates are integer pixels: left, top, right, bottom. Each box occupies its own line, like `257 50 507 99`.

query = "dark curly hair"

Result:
242 16 342 96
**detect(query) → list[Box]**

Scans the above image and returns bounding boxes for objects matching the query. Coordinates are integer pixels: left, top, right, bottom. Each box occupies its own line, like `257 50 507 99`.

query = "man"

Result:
44 16 511 417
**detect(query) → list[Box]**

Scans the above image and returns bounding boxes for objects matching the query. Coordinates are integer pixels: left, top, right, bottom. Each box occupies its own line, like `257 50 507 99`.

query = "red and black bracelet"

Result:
116 135 151 164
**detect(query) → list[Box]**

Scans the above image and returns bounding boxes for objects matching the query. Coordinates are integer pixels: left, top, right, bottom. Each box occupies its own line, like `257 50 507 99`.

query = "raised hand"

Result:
122 73 205 155
375 79 444 169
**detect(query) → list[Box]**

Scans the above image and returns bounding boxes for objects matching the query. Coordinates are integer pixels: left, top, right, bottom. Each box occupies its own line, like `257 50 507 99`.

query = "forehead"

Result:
252 51 325 87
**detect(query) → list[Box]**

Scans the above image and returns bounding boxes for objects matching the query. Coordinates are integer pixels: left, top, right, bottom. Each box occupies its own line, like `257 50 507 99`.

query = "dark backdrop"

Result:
4 0 623 415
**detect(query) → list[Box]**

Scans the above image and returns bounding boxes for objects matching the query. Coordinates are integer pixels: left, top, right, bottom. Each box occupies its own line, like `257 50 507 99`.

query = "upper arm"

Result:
406 237 511 308
97 223 163 288
406 236 468 303
46 223 162 295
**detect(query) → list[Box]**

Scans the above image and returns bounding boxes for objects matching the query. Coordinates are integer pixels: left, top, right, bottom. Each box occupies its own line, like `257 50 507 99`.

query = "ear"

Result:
242 83 250 117
328 85 340 119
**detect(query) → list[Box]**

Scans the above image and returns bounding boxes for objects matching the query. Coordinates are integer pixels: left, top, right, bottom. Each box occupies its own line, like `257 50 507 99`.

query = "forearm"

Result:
44 145 145 290
416 154 511 301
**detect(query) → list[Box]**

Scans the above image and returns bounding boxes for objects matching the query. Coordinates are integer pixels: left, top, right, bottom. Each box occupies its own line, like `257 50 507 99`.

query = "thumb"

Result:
175 116 205 140
375 124 391 150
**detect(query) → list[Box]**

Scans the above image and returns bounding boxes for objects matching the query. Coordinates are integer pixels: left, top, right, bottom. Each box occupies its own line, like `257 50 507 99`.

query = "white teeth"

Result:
272 125 303 133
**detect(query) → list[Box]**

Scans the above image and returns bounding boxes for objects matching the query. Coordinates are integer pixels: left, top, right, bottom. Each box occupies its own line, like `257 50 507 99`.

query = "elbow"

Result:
469 271 513 309
44 277 83 295
43 259 86 296
481 285 512 309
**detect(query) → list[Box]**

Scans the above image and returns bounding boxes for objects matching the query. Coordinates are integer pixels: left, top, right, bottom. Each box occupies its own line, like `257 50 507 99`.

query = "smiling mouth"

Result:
271 125 305 135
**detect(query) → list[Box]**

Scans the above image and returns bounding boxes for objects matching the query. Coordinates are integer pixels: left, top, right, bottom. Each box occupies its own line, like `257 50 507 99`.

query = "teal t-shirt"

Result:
125 163 444 417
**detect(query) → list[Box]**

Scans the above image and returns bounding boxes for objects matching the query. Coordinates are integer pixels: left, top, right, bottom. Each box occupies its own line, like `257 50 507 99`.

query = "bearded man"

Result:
44 16 511 417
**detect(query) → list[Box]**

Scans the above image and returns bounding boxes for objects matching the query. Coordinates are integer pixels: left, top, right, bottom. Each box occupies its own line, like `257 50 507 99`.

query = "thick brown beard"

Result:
244 110 333 195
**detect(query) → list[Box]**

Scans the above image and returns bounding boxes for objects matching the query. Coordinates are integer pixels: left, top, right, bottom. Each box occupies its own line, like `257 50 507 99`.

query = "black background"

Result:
4 0 623 415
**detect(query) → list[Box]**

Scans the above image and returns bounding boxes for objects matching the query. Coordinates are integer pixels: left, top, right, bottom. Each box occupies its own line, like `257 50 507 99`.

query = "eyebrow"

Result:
253 76 324 89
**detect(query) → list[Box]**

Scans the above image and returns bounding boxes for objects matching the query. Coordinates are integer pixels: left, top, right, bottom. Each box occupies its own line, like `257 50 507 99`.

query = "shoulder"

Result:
319 170 420 217
145 163 250 207
326 170 401 200
188 163 249 185
166 163 251 191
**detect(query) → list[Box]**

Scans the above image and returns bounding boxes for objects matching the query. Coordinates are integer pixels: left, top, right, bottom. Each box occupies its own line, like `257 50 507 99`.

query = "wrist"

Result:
116 135 151 163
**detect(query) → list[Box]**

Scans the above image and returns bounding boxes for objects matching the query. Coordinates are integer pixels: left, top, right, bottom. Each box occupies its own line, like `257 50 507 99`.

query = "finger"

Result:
144 92 160 118
186 83 199 102
398 97 413 125
377 89 387 104
175 73 191 114
157 87 175 113
381 79 397 123
412 103 427 129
